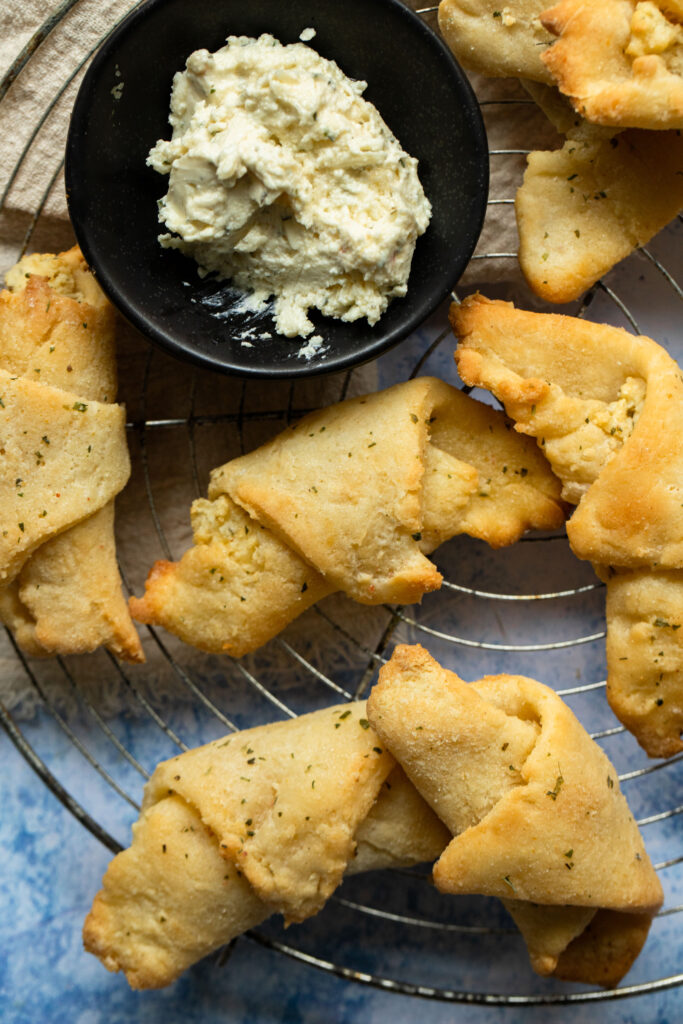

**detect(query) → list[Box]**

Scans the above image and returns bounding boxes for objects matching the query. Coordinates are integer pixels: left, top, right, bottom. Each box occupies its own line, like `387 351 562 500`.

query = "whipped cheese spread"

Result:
148 34 432 338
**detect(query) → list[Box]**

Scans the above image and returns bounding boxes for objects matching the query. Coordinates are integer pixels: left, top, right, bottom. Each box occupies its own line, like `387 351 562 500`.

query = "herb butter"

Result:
148 34 432 338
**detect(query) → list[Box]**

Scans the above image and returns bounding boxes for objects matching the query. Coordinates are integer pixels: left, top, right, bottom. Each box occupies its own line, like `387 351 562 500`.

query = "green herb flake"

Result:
359 718 370 730
546 769 564 801
503 875 516 892
73 402 88 413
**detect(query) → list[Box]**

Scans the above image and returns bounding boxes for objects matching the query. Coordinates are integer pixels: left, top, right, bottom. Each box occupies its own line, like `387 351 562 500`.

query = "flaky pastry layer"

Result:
367 644 663 984
452 293 683 755
0 248 142 661
130 377 565 656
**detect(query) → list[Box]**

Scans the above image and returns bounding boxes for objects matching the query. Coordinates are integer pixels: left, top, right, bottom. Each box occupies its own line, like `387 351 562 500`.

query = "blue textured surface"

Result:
1 729 682 1024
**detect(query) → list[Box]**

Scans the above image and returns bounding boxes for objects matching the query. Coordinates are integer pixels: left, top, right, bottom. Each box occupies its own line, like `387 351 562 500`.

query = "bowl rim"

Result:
65 0 489 378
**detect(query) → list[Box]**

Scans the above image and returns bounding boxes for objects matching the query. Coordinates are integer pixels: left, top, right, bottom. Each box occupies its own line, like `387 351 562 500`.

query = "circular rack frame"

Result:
1 0 682 1008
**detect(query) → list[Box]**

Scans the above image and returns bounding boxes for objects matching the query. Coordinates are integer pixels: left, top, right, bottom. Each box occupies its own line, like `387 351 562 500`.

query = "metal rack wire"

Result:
1 0 682 1007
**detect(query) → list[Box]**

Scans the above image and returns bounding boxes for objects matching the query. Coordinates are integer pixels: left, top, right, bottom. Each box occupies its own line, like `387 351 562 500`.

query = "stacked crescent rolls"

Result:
84 645 662 990
0 247 142 661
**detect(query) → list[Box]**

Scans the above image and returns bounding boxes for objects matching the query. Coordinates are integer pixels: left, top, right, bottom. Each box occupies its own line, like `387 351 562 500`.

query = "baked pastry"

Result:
436 0 683 302
541 0 683 130
84 647 661 989
130 376 565 656
437 0 554 82
452 292 683 756
83 701 449 989
367 644 664 985
0 248 142 661
515 127 683 303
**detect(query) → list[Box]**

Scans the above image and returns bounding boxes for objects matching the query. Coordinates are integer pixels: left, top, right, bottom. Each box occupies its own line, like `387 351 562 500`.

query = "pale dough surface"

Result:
516 127 683 303
0 248 142 661
367 644 663 985
83 702 448 989
130 377 566 656
452 293 683 755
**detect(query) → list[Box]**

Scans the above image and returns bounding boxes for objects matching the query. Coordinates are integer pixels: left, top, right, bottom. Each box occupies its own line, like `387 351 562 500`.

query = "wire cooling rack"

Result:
1 0 683 1008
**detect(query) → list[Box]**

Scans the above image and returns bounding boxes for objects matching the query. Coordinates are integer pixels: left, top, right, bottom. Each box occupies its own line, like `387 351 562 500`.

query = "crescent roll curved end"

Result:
367 644 663 986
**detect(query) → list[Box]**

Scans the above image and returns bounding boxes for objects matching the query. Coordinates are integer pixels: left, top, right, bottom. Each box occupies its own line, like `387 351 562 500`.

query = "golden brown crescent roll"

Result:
515 127 683 304
541 0 683 131
437 0 683 303
83 702 449 989
0 248 142 661
367 644 663 986
130 376 565 656
452 293 683 755
437 0 555 82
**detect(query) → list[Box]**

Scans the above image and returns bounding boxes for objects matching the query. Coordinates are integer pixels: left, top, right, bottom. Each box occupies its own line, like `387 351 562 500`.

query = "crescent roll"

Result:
367 645 663 986
84 650 661 989
515 127 683 304
541 0 683 131
437 0 555 83
83 702 449 989
0 248 142 661
130 376 565 656
452 292 683 755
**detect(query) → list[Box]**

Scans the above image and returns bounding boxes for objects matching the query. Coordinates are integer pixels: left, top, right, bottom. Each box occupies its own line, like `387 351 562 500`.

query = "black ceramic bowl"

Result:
66 0 488 378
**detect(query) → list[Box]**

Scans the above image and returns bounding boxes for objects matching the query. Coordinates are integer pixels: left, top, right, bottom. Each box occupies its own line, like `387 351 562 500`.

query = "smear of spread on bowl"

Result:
147 33 432 339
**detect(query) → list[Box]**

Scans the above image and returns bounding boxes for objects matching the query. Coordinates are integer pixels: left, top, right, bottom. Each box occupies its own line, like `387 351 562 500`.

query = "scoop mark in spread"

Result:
148 34 432 340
